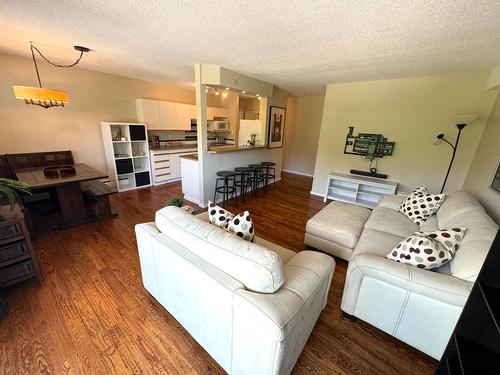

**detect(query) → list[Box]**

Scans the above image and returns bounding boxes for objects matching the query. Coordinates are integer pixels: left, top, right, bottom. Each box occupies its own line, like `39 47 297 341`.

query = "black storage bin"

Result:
115 158 133 175
135 171 150 187
129 125 146 141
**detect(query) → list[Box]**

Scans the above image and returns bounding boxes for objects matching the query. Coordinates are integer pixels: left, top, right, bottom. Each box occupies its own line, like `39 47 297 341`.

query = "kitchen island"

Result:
180 146 282 207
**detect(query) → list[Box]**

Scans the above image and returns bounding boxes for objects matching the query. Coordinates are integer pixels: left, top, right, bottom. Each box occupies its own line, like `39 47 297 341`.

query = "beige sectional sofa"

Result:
305 191 498 359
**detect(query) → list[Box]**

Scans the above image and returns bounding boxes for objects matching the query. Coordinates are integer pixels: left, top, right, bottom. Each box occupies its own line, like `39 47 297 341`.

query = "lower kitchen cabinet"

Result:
150 149 197 185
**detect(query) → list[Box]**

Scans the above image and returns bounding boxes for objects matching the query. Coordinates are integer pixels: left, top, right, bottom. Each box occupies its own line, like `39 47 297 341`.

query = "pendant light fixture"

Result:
12 42 91 109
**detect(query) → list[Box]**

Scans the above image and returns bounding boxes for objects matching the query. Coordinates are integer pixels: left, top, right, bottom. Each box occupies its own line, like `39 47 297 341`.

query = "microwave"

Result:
208 120 229 132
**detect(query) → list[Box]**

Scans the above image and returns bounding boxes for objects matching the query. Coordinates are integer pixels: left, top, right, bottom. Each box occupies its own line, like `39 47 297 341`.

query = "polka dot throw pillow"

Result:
206 202 255 242
226 211 254 242
386 227 465 270
207 201 234 229
398 186 445 226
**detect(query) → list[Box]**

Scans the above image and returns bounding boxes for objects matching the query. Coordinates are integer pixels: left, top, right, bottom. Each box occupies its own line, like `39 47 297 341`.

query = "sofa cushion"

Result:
353 228 404 258
305 201 371 249
445 209 498 282
156 206 285 293
437 191 483 228
364 207 419 238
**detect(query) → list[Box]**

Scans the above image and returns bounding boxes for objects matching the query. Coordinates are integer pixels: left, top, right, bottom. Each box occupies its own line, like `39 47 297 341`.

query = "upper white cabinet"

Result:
175 103 191 130
137 99 227 130
136 99 160 129
158 101 177 129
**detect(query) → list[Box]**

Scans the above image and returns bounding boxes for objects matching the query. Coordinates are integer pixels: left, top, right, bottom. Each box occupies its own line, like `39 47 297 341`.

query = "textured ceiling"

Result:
1 1 500 94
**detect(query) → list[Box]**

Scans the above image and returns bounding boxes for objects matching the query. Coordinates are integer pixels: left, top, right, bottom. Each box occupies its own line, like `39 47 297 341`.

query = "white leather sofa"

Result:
135 206 335 375
340 191 498 359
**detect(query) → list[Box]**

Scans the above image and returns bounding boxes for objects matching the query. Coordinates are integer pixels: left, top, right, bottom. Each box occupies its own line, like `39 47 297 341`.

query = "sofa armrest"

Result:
344 254 472 308
377 194 405 211
231 251 335 375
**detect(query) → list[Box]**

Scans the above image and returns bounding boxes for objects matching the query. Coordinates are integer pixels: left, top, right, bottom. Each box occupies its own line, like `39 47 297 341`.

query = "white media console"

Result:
324 172 398 209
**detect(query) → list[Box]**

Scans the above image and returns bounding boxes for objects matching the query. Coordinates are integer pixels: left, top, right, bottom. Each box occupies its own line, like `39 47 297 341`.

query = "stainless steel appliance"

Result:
207 120 229 132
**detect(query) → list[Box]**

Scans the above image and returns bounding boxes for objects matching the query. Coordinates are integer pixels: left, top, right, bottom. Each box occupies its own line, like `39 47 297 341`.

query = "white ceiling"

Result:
1 1 500 95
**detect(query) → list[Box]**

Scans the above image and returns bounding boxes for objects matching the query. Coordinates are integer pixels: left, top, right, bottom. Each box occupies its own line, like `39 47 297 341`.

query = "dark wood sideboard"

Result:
0 204 41 287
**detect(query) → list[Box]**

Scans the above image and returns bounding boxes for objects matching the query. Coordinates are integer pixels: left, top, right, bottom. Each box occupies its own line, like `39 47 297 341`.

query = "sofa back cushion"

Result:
155 206 285 293
437 191 498 282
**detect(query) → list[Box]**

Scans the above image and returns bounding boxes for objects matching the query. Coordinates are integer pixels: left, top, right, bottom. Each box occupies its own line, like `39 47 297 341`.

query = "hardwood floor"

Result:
0 172 438 374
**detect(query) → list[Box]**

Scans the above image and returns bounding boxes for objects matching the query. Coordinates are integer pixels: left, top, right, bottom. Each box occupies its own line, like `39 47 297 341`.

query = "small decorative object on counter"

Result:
165 197 184 207
248 133 257 147
151 136 160 149
120 136 127 142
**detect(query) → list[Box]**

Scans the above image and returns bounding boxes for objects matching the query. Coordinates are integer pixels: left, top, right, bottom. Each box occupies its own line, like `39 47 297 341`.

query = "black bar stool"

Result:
261 161 276 191
214 171 237 207
234 167 253 203
248 164 266 196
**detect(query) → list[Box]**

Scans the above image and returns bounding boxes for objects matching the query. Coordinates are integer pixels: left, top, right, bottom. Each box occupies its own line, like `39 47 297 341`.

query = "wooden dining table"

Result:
15 163 108 229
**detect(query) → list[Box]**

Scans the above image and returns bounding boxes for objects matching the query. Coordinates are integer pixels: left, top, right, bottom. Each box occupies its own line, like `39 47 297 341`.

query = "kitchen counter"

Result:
179 154 198 161
207 145 266 153
150 145 197 153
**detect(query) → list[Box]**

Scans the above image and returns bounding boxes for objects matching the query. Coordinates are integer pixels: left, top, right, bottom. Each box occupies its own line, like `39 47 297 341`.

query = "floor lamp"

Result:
433 115 478 194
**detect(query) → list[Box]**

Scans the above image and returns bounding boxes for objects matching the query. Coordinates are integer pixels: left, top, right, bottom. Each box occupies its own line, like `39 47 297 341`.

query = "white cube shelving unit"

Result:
324 172 398 209
101 122 152 192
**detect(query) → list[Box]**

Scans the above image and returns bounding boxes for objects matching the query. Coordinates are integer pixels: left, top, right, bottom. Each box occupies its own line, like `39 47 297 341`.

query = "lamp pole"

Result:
439 124 466 194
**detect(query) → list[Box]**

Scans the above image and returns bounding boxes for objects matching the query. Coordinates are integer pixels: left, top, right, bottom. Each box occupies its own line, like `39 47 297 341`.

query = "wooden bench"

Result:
80 180 118 220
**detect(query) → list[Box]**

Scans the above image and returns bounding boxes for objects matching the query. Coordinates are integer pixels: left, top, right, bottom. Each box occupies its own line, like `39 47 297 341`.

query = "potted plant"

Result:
0 178 31 220
165 197 184 207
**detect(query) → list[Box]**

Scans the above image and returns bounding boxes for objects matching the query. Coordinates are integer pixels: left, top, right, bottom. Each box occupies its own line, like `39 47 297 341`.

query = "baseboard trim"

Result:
310 191 324 198
281 169 314 178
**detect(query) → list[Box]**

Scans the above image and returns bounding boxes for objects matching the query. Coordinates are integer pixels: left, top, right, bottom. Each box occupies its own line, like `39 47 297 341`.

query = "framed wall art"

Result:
268 106 286 149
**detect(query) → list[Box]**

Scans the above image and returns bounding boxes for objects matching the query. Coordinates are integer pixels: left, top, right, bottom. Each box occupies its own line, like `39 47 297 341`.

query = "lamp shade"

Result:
12 86 69 108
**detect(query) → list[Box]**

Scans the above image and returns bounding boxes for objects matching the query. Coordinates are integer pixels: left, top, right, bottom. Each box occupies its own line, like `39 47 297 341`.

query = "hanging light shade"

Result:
13 86 69 108
12 43 90 109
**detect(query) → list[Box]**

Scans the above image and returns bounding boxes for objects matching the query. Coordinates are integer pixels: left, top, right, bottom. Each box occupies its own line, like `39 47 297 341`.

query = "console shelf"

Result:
324 171 398 208
101 122 152 192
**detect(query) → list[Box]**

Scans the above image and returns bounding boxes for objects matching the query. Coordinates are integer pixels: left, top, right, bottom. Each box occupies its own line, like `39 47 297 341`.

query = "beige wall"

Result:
283 95 324 176
463 95 500 223
312 72 498 195
0 52 200 172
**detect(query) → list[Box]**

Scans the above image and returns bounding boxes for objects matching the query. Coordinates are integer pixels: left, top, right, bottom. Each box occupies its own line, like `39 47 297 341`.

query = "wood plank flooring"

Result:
0 172 438 374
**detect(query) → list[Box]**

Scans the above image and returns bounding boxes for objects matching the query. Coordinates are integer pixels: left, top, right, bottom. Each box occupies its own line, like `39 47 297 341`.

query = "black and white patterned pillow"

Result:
207 201 234 228
226 211 254 242
398 187 445 226
386 227 465 270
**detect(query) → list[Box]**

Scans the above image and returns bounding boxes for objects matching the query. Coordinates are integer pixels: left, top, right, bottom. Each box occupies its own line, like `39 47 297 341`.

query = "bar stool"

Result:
248 164 266 196
214 171 238 207
234 167 253 203
261 161 276 191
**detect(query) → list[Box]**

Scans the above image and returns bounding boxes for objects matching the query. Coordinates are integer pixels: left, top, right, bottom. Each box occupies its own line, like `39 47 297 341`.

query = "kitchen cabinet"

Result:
137 99 227 130
174 103 191 130
136 99 160 129
213 107 227 118
190 105 197 120
150 148 197 185
158 101 176 130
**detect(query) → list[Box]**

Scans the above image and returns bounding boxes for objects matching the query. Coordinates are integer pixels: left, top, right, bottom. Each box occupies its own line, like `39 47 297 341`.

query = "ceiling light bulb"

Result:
225 87 229 90
222 92 227 98
256 94 260 97
242 91 246 94
215 91 220 96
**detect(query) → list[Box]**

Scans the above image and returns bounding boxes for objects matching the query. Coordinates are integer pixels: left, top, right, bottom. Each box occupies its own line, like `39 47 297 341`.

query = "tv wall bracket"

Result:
344 127 395 179
344 127 395 161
